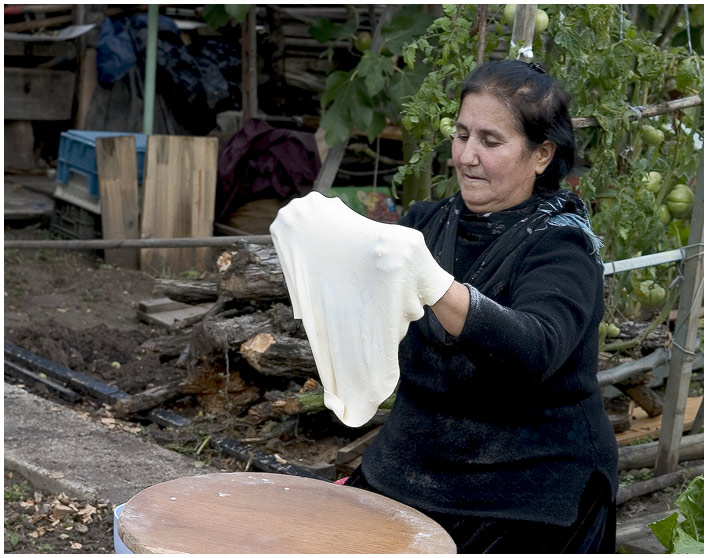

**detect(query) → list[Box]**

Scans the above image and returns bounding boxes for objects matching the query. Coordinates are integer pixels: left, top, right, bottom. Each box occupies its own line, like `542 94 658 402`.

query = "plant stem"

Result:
600 287 680 352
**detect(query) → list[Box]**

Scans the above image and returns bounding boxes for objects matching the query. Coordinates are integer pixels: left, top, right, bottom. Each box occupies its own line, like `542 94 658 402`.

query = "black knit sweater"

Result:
360 192 619 526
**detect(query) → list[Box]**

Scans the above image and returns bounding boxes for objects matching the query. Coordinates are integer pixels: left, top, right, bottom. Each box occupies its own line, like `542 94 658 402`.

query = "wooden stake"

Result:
655 155 704 475
510 4 537 62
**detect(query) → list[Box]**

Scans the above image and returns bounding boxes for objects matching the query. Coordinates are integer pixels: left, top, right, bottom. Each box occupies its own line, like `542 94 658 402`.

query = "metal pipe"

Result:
4 235 272 250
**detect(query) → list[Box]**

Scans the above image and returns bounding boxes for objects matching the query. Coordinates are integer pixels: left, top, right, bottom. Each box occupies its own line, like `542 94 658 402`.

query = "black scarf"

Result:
417 189 601 343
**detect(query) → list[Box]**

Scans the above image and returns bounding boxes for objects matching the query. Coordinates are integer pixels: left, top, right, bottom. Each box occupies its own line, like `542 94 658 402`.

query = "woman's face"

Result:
452 92 555 213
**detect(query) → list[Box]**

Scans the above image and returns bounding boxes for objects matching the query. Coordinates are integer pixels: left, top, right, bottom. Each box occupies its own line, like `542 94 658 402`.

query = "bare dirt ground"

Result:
3 221 694 554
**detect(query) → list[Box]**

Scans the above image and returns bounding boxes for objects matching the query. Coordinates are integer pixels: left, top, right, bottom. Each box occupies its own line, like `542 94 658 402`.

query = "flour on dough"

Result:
270 192 453 427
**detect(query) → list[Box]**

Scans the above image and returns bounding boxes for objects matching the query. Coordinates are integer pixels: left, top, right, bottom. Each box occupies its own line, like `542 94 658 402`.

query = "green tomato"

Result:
606 323 621 338
640 125 665 146
535 9 549 34
635 280 667 308
439 117 455 137
354 31 371 52
598 322 608 337
658 204 672 225
502 4 516 25
642 171 662 193
676 58 697 90
666 184 694 217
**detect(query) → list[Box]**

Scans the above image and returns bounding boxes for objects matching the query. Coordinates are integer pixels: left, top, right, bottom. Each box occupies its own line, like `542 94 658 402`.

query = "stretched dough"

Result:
270 192 453 427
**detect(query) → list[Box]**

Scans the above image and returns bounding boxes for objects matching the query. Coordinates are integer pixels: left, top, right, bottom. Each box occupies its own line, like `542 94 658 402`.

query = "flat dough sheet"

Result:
270 192 453 427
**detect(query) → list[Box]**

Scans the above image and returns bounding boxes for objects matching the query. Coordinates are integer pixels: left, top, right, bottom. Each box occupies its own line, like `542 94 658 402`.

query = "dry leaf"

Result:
70 542 83 550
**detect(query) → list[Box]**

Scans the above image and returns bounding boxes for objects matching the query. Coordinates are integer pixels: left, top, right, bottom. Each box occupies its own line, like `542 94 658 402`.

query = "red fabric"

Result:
333 477 349 485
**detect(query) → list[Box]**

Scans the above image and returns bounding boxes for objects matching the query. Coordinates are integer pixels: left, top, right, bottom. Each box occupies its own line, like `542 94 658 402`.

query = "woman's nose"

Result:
459 140 479 166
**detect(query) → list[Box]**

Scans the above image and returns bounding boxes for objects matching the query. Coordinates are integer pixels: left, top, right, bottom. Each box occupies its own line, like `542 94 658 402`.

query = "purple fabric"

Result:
216 119 320 222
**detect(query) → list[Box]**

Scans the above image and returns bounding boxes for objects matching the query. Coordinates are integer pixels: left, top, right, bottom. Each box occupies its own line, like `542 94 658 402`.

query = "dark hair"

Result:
459 60 576 193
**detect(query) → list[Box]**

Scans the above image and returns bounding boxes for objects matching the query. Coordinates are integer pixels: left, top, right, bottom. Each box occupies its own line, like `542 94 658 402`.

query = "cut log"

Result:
139 332 192 361
112 382 183 418
616 464 703 505
616 375 664 417
190 311 276 358
248 385 397 424
248 385 327 424
597 349 668 387
617 433 703 471
618 321 670 350
219 240 287 301
240 333 316 378
608 413 632 433
153 278 218 304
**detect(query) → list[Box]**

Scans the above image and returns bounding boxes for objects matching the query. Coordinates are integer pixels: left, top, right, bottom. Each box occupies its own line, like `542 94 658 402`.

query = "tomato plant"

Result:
390 5 702 354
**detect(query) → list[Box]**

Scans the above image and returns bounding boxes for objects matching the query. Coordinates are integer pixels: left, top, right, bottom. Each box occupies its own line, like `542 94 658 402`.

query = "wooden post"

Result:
241 6 258 121
143 4 159 135
76 48 98 130
511 4 537 62
96 136 140 269
655 154 704 475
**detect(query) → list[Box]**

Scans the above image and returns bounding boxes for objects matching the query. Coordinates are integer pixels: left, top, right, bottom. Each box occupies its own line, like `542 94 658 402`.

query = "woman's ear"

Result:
535 140 556 175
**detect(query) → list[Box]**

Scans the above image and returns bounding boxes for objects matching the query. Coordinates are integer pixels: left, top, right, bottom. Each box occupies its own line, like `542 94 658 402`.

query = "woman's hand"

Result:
429 280 470 337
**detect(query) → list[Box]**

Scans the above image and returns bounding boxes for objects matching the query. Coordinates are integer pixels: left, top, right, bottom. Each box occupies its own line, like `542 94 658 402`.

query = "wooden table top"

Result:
117 472 457 554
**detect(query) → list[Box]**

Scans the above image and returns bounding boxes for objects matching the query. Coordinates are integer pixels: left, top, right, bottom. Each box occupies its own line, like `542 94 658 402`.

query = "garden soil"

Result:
3 224 684 554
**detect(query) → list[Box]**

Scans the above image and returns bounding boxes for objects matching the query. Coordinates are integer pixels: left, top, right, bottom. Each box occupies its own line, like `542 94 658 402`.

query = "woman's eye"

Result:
483 138 500 147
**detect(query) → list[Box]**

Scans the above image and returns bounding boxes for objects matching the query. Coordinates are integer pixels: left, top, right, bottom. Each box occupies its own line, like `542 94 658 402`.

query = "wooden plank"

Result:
140 135 219 274
616 396 703 446
656 163 704 474
4 40 77 59
137 302 213 329
96 136 140 269
4 68 75 120
138 298 188 314
337 425 383 463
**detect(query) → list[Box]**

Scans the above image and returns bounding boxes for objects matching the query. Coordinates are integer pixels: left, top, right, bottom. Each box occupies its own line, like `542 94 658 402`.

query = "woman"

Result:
344 60 618 553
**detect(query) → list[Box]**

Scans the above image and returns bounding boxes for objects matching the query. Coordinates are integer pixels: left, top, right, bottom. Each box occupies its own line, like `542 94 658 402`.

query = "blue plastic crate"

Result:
56 130 147 196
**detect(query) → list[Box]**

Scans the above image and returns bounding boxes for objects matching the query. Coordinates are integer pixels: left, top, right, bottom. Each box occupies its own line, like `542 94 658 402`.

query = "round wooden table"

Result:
117 472 456 554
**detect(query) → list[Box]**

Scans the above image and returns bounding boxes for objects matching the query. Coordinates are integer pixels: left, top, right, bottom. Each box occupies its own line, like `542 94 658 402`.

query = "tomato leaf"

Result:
380 6 435 55
357 51 394 97
225 4 250 22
